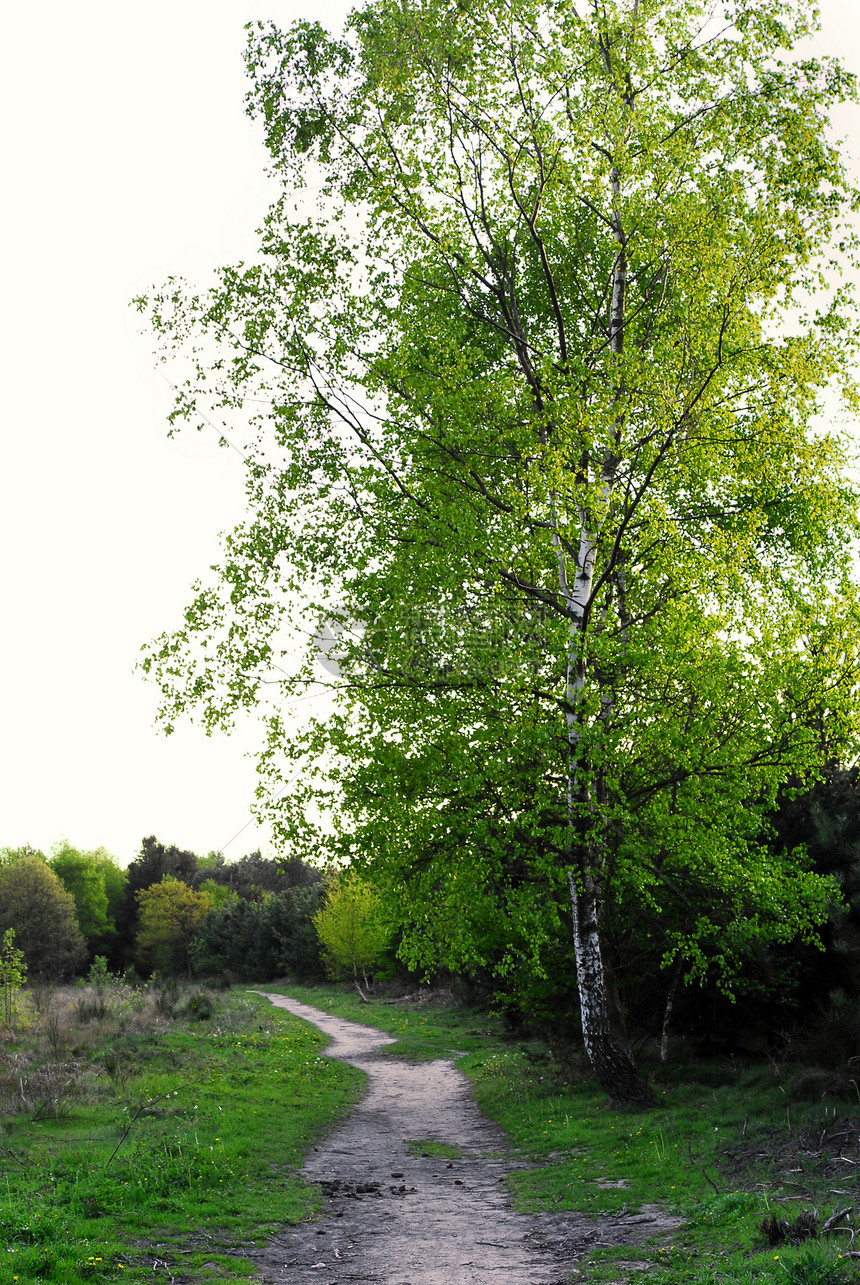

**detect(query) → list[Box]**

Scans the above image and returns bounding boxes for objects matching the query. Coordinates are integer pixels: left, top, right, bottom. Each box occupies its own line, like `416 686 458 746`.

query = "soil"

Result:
234 992 679 1285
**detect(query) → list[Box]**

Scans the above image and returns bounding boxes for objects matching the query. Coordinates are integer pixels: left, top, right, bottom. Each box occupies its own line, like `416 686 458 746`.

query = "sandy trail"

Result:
243 992 674 1285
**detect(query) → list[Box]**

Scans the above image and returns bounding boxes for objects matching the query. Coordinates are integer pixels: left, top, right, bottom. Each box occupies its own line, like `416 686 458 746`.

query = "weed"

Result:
28 976 56 1017
19 1059 84 1119
75 989 111 1024
44 1008 68 1058
153 975 180 1018
185 990 214 1022
777 1242 856 1285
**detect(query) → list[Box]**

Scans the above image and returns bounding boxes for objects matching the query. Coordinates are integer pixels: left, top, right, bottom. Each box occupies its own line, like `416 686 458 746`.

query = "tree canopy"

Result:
136 878 214 977
49 842 113 943
0 855 86 979
314 872 391 990
140 0 860 1101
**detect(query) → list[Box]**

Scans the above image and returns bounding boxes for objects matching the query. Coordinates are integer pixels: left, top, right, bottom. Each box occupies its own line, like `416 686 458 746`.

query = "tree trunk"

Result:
567 873 655 1106
660 962 681 1064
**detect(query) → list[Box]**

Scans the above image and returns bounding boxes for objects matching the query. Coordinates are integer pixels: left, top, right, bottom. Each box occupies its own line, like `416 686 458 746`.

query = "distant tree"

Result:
200 850 321 900
0 856 85 978
135 877 213 976
91 848 126 911
0 844 46 866
127 836 199 894
90 849 127 961
191 884 325 980
314 873 391 995
198 878 234 910
117 837 200 964
49 842 111 942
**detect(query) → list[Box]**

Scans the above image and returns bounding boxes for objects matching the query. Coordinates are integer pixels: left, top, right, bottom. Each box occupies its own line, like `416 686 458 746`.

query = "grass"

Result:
7 977 858 1285
0 981 364 1283
406 1138 462 1158
273 983 860 1285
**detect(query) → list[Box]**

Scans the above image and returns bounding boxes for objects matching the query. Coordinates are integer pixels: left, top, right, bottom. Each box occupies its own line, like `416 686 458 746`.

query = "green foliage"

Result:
314 872 392 983
139 0 860 1092
184 988 214 1020
117 837 201 965
87 956 111 987
135 878 213 976
196 850 321 900
0 855 86 979
0 843 47 866
50 842 113 942
0 928 26 1028
777 1243 856 1285
190 882 325 980
197 876 233 909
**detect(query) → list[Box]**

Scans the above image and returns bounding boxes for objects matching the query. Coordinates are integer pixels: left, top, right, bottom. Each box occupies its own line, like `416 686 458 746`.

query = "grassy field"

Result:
274 983 860 1285
0 981 363 1284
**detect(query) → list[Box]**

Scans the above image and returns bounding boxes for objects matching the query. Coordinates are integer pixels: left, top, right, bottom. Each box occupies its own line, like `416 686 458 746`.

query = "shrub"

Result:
184 990 214 1021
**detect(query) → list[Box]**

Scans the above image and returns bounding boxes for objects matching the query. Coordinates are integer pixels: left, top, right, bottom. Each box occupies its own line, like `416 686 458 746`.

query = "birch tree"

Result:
141 0 860 1102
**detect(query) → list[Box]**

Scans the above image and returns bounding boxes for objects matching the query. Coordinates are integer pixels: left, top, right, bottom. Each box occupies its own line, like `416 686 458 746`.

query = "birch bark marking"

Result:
559 125 654 1102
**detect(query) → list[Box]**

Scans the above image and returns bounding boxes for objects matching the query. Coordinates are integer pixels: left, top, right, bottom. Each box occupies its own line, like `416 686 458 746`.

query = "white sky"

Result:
1 0 858 868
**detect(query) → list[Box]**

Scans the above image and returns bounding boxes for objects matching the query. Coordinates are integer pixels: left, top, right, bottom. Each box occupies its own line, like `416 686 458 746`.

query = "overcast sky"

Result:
1 0 858 868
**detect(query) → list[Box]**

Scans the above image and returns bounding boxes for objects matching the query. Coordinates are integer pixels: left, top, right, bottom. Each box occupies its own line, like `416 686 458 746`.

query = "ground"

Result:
238 993 679 1285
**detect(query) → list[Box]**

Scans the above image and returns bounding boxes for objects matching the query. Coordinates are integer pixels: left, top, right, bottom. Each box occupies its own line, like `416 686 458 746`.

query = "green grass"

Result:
0 985 364 1283
275 984 860 1285
406 1138 462 1158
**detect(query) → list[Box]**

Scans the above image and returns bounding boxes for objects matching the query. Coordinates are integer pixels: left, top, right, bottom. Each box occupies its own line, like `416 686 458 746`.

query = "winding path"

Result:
244 992 672 1285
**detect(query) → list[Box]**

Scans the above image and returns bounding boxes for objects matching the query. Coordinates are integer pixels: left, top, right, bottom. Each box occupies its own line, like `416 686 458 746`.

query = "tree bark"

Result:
567 873 655 1106
660 961 682 1064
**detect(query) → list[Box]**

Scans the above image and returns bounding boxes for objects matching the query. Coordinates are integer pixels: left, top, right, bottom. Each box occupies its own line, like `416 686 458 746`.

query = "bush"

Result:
184 990 213 1021
74 988 111 1024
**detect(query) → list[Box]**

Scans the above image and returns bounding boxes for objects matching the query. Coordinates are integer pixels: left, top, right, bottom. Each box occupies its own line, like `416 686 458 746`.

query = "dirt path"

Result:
243 992 676 1285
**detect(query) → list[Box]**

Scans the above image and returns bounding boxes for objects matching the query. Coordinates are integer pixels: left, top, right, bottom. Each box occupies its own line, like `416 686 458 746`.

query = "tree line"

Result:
2 763 860 1079
0 839 331 983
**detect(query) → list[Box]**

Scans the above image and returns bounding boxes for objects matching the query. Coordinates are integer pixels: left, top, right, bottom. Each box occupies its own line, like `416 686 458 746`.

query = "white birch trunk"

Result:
552 153 654 1105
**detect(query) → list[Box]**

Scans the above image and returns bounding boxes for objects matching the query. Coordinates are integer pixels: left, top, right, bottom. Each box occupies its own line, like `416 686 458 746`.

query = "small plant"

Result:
88 956 111 987
153 974 180 1018
75 989 111 1023
0 928 27 1028
19 1060 83 1120
184 990 214 1021
45 1009 68 1058
102 1046 130 1088
28 975 56 1017
777 1242 853 1285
